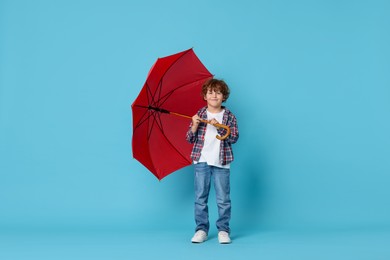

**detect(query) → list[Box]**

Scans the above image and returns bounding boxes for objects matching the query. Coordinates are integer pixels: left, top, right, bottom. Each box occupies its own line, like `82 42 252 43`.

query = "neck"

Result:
207 106 223 113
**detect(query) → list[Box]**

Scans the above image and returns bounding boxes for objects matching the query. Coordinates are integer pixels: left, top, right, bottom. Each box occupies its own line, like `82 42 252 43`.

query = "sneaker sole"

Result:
191 238 207 243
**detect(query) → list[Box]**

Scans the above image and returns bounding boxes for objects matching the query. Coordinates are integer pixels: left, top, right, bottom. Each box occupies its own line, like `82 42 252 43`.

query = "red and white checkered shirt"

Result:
186 106 239 165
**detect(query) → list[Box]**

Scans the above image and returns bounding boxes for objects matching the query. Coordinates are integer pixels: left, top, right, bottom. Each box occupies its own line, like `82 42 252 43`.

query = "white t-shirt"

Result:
197 109 230 169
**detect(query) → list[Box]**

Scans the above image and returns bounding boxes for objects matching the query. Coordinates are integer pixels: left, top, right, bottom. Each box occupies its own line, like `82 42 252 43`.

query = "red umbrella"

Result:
131 48 229 180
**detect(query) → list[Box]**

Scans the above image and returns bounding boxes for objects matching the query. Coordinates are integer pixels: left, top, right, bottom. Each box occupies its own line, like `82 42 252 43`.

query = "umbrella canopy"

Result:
132 48 213 180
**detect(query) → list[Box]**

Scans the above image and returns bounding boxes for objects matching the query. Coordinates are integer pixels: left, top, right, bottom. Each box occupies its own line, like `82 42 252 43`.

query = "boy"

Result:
186 78 239 244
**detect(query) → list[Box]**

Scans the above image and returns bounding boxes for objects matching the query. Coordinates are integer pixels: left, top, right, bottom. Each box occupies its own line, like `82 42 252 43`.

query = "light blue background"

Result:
1 0 390 259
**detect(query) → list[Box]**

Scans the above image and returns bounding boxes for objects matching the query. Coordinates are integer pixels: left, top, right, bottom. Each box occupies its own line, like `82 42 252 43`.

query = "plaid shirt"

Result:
186 106 239 165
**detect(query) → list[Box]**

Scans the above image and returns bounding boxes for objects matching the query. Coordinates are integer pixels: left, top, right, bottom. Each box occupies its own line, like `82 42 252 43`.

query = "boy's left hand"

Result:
209 118 219 126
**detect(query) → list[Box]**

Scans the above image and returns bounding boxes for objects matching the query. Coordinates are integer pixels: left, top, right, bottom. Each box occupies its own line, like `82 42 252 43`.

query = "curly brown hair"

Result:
201 78 230 102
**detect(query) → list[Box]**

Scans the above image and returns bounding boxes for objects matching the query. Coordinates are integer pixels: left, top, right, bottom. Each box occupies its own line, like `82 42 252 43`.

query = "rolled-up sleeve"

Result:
186 124 196 144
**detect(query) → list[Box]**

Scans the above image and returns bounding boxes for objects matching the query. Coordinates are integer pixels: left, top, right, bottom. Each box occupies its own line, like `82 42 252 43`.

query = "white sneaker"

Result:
218 231 231 244
191 230 208 243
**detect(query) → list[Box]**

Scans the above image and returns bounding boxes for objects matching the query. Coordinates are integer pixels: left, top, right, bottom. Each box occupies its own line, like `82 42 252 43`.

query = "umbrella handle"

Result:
169 111 231 140
214 123 231 140
200 120 231 140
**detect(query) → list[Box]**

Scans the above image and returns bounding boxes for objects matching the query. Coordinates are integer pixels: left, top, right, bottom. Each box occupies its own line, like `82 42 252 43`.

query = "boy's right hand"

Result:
191 115 201 132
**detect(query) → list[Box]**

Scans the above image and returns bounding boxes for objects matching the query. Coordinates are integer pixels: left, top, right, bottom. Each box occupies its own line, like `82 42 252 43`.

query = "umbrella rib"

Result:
134 81 160 134
146 82 158 108
147 117 153 140
151 49 193 108
147 109 166 141
147 81 159 109
148 111 164 140
157 90 174 109
149 111 192 165
134 76 211 132
158 125 192 165
147 79 166 110
133 109 153 131
156 76 212 110
153 111 164 134
156 79 163 108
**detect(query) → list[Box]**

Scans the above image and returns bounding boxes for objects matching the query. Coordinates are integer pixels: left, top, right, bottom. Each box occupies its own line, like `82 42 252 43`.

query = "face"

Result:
204 88 224 109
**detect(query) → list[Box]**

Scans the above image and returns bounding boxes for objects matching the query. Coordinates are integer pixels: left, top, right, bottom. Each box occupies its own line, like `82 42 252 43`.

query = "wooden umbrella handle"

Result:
214 123 231 140
169 111 230 140
200 120 231 140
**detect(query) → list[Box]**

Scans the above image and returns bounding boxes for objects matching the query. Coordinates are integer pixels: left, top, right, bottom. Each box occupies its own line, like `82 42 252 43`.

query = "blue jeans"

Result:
194 163 231 234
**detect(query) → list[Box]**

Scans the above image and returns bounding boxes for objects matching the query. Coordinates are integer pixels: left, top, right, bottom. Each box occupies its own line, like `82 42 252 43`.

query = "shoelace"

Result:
195 231 206 237
219 232 229 238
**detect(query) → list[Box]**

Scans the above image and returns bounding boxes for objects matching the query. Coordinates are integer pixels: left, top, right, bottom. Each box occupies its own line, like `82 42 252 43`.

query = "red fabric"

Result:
132 49 213 180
